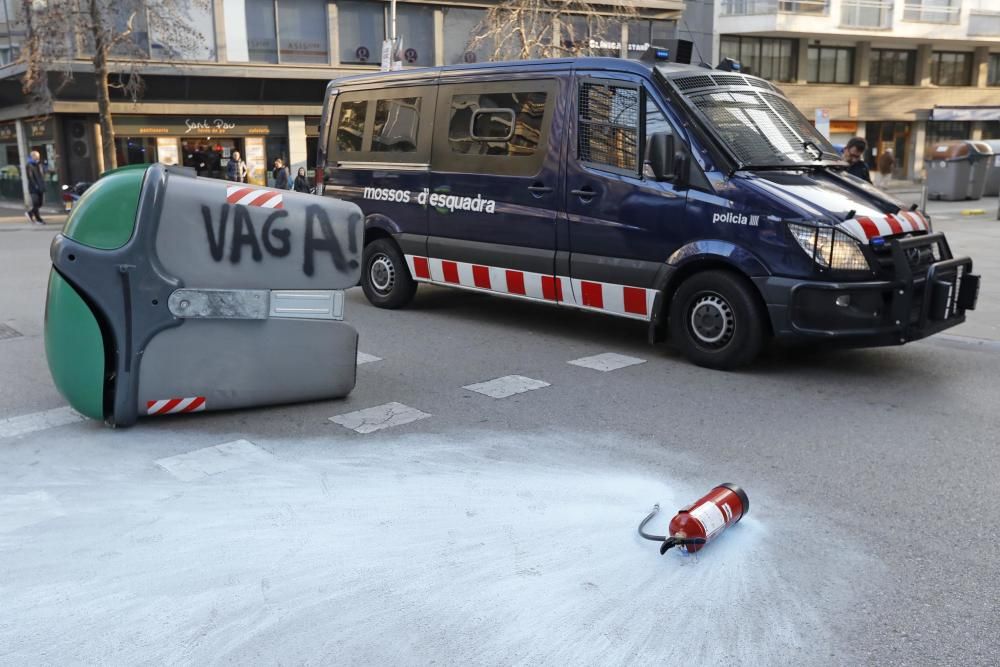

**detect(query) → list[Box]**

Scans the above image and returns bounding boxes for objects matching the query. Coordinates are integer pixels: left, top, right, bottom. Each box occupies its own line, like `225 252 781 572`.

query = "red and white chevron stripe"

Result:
226 186 284 209
404 255 657 321
838 210 929 242
146 397 207 416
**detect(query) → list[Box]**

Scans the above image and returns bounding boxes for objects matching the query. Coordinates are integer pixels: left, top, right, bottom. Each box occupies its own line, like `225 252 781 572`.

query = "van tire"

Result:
361 238 417 309
668 270 765 370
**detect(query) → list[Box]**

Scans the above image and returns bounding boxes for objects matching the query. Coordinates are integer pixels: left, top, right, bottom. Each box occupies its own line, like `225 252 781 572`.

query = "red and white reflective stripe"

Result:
225 186 284 209
838 211 927 242
146 397 207 416
404 255 657 321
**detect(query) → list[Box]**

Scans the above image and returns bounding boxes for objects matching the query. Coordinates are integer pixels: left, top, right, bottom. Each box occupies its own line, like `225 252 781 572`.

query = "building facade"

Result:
0 0 683 204
680 0 1000 180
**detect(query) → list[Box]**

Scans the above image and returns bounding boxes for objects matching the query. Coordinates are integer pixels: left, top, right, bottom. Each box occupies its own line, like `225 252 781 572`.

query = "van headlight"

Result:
787 223 869 271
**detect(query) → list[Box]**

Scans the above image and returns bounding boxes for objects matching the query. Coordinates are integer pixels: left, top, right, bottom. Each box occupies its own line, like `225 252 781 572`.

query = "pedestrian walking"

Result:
226 150 248 183
842 137 871 183
876 149 895 189
272 158 289 189
293 167 310 193
25 150 46 224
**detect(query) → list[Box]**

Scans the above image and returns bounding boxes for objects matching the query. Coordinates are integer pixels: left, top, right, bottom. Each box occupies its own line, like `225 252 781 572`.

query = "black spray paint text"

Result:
201 203 359 276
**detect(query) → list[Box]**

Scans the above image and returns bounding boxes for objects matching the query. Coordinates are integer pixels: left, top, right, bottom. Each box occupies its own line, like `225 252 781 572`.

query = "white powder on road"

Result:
0 406 85 439
0 431 868 664
154 439 273 482
568 352 647 372
463 375 550 398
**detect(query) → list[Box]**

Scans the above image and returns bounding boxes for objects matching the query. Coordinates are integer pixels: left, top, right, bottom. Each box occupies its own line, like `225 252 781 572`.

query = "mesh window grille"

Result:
578 82 640 172
688 90 804 165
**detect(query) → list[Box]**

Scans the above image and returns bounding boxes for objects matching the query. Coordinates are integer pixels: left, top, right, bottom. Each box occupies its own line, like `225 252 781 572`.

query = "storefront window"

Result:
115 137 157 167
626 21 651 57
926 121 970 156
277 0 328 64
590 21 623 58
396 5 433 67
990 54 1000 87
247 0 279 63
559 15 590 55
338 1 384 65
443 8 490 64
983 121 1000 140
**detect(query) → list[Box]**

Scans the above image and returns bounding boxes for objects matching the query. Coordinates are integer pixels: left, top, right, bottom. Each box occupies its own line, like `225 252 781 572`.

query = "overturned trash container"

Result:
45 163 363 427
925 140 994 201
982 140 1000 197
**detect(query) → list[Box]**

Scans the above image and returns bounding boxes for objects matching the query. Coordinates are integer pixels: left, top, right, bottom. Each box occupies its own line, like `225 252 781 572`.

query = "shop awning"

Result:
930 107 1000 122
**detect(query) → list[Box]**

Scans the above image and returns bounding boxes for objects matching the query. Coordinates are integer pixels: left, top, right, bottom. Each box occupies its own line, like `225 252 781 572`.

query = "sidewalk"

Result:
0 201 65 232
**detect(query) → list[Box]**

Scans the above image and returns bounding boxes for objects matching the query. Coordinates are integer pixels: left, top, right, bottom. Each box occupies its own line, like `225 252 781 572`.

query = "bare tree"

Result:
17 0 209 171
468 0 640 62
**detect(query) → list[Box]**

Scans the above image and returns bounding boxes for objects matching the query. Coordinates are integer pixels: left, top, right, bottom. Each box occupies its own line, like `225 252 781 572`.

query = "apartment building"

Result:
681 0 1000 180
0 0 682 202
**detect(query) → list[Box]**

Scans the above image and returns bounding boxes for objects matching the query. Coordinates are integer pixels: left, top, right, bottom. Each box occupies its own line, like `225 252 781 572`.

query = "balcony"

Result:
902 1 960 24
841 0 893 28
720 0 828 16
968 8 1000 36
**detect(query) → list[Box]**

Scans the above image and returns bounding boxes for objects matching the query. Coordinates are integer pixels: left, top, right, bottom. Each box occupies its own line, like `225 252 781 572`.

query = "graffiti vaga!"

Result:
201 203 359 276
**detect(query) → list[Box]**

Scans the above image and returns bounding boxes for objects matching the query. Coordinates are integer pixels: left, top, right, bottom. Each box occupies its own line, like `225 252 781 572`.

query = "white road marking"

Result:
0 491 65 533
0 406 86 439
463 375 550 399
567 352 647 372
154 439 273 482
356 351 382 365
329 402 430 434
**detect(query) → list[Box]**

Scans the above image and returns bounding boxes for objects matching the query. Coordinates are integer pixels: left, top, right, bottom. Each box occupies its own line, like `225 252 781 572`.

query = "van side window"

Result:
431 80 556 177
577 81 640 174
371 97 421 153
336 99 368 152
447 91 548 157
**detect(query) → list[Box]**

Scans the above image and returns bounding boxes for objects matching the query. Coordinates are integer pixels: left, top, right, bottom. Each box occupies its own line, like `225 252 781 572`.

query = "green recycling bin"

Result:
45 163 363 427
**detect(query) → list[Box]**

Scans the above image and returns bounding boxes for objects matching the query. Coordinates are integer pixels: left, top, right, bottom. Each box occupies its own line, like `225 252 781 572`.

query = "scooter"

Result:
61 182 92 212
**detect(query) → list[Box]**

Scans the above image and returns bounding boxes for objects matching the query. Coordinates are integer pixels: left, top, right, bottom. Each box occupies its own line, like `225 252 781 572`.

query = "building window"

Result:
338 1 384 65
983 121 1000 140
719 35 797 82
396 5 434 66
577 81 640 173
277 0 328 64
988 54 1000 87
807 46 854 84
930 52 972 86
869 49 915 85
246 0 278 63
443 8 489 64
926 121 970 153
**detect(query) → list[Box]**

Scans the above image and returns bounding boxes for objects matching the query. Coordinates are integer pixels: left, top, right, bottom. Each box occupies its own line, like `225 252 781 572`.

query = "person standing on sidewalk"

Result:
272 158 289 189
876 149 895 189
842 137 871 183
226 150 248 183
25 150 46 225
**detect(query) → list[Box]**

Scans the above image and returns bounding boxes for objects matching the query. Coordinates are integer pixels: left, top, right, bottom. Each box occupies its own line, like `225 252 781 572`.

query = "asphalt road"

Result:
1 201 998 665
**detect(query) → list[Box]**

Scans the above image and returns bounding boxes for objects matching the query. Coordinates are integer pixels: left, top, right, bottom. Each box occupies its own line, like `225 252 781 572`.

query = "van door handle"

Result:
570 187 596 201
528 184 553 195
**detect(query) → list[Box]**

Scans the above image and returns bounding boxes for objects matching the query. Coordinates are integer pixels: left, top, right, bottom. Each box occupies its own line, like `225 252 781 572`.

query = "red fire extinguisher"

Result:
638 483 749 555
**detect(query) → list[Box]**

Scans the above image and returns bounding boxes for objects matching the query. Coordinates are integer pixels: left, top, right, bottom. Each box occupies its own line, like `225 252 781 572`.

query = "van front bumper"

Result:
753 234 979 346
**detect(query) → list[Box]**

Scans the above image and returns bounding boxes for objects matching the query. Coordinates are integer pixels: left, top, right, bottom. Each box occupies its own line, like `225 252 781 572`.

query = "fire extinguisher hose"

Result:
637 504 707 554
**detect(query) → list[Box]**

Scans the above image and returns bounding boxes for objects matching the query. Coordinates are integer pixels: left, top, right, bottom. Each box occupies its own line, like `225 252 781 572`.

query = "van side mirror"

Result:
648 132 675 182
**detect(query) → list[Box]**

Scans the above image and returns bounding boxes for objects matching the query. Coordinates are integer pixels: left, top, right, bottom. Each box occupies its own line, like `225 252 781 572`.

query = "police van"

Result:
317 55 979 369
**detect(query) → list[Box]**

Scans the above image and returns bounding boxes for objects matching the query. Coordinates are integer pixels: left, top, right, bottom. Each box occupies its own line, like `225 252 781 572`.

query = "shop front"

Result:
112 115 290 186
0 117 61 204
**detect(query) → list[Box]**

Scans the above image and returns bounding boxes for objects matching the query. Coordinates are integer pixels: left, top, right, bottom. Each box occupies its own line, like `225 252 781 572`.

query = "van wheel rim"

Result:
689 293 734 347
370 254 395 294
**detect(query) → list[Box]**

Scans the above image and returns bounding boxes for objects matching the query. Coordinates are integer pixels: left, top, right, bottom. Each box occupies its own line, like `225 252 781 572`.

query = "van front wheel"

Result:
668 270 766 369
361 238 417 309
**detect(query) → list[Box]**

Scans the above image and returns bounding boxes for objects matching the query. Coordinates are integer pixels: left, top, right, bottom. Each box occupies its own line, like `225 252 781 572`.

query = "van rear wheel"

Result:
668 270 766 370
361 238 417 309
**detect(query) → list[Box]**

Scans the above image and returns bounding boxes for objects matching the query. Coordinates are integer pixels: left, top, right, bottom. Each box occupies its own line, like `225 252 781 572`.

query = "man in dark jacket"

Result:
272 158 289 189
843 137 871 183
25 150 46 224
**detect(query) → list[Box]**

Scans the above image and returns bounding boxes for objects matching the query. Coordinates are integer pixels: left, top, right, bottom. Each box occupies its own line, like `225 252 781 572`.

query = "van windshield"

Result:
657 69 842 169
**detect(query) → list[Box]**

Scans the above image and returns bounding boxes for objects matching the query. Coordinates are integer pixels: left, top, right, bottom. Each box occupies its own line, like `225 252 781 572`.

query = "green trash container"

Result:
45 163 363 427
